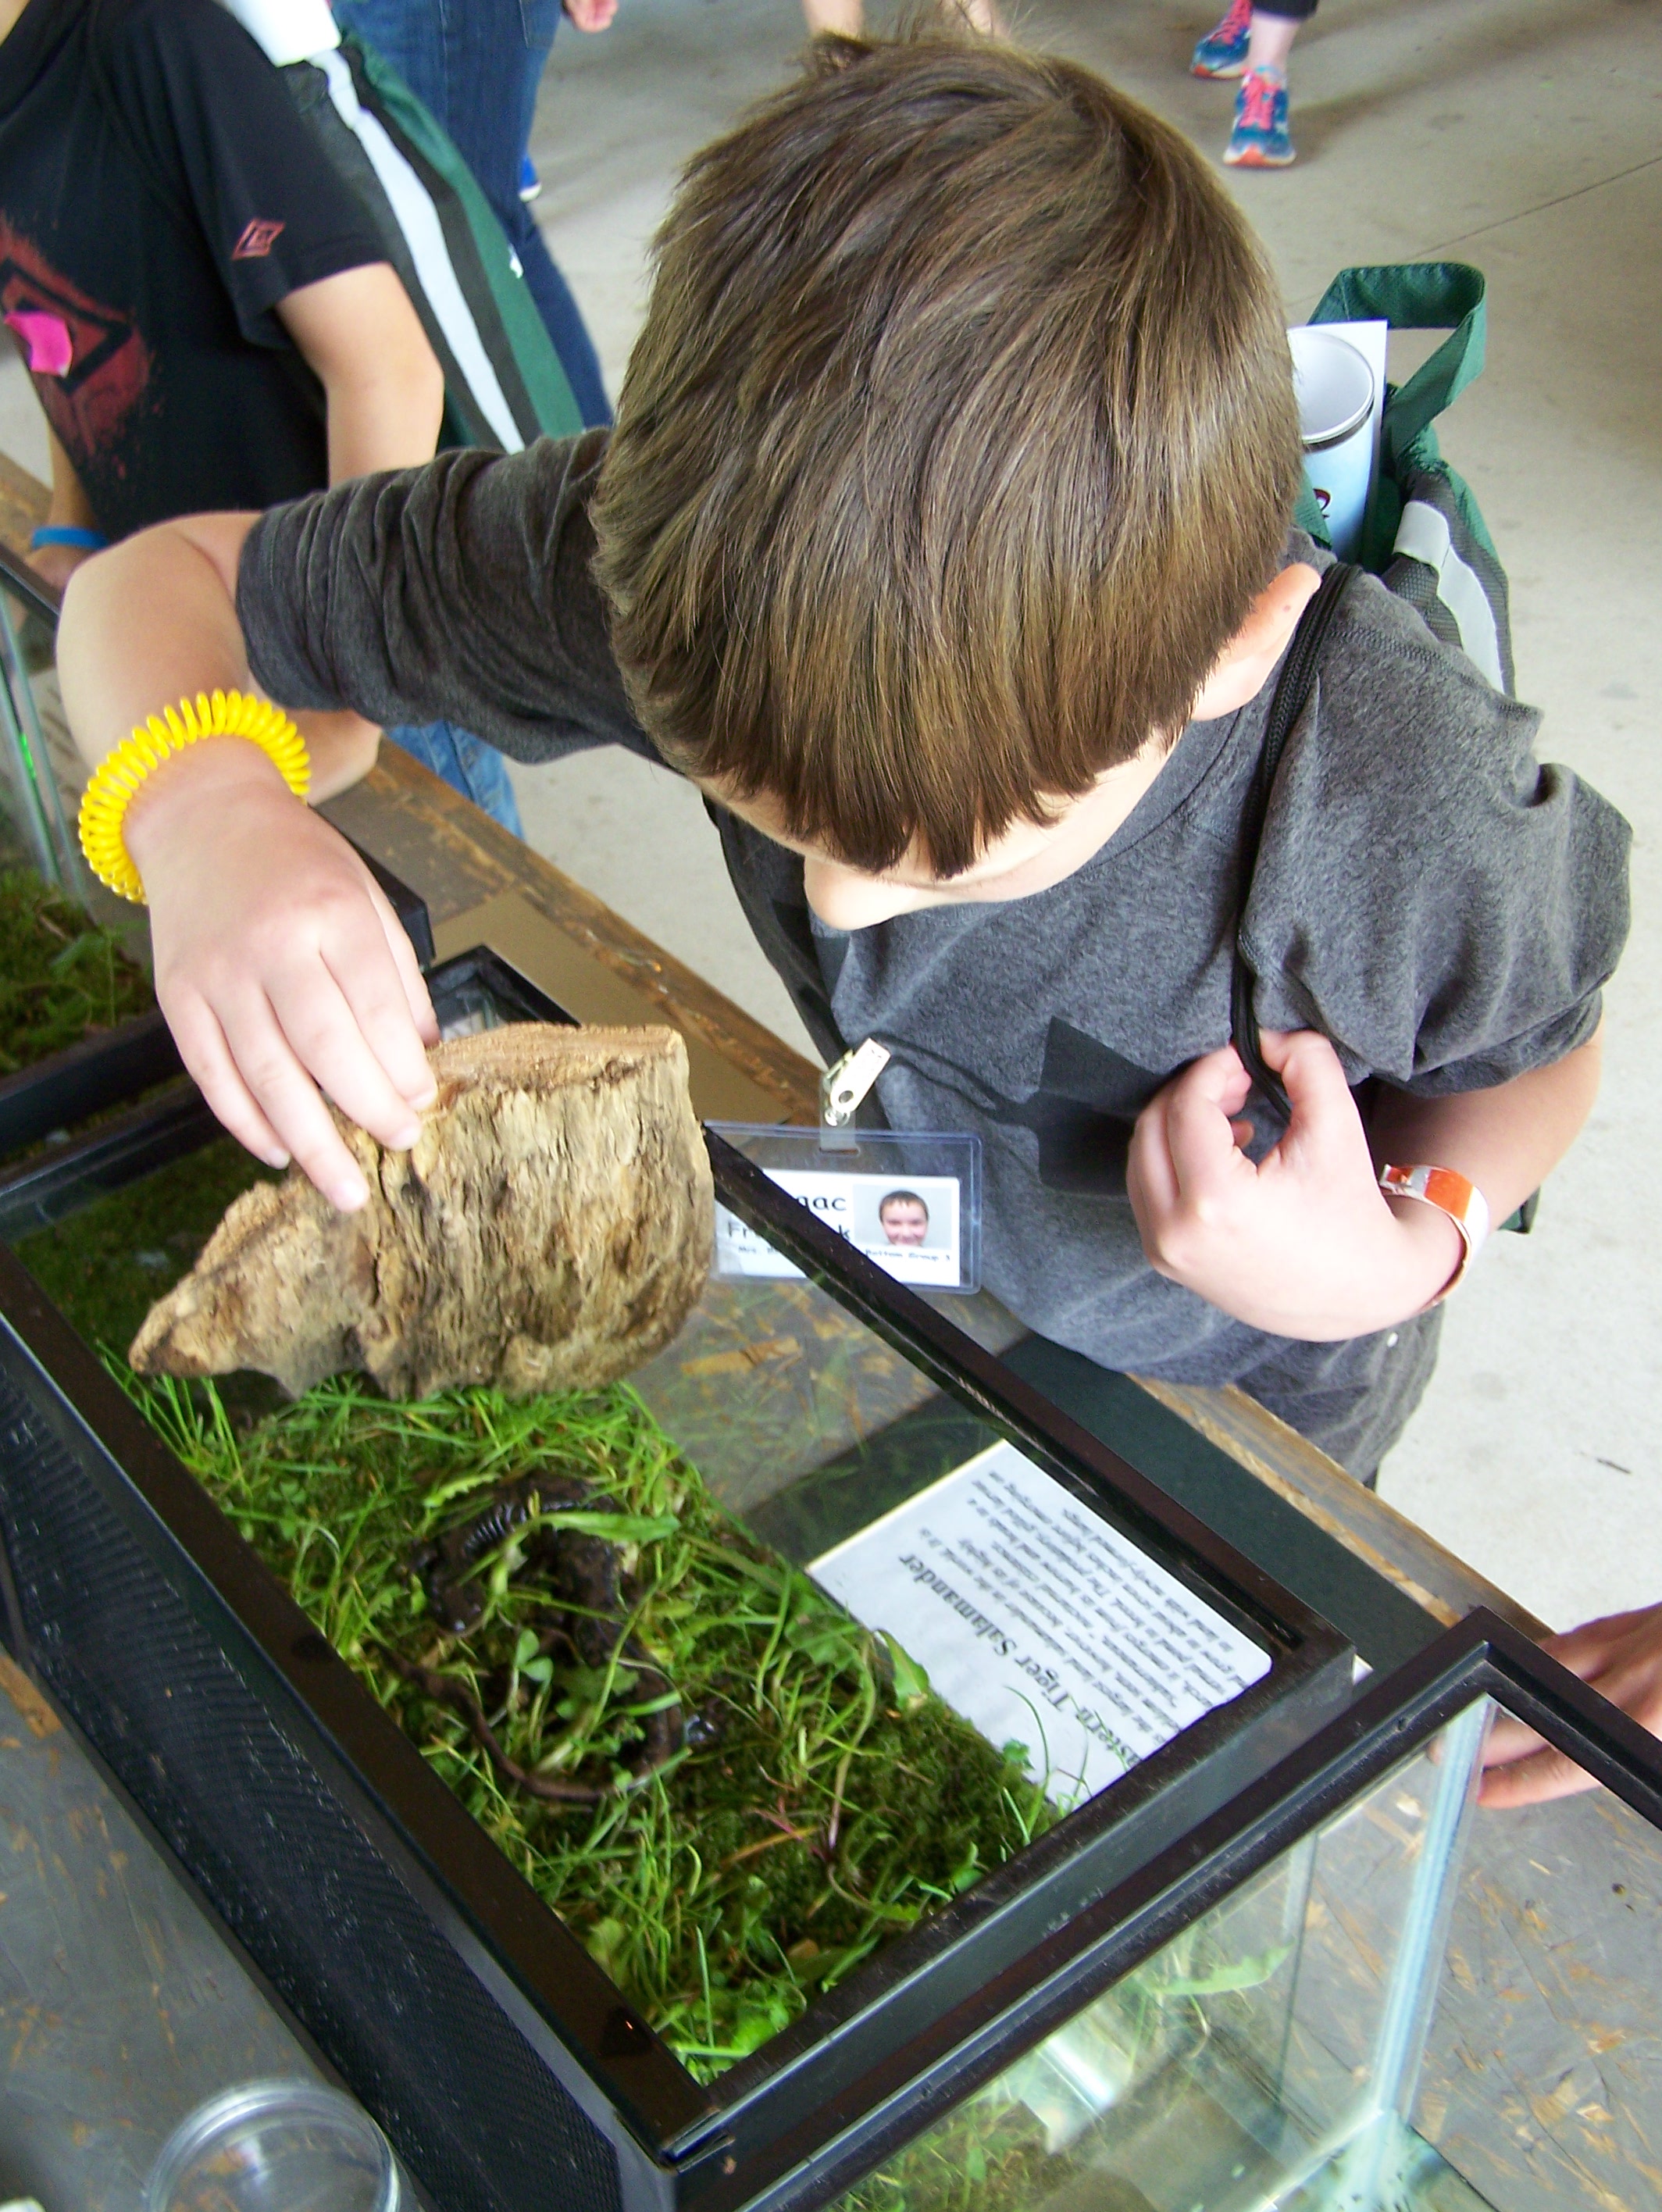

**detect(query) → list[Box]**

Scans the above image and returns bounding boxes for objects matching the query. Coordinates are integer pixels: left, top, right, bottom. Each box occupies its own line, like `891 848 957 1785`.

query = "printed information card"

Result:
811 1442 1270 1801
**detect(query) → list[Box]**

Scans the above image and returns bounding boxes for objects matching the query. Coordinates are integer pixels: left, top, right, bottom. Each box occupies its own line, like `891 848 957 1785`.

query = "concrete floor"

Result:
0 0 1651 1636
519 0 1662 1636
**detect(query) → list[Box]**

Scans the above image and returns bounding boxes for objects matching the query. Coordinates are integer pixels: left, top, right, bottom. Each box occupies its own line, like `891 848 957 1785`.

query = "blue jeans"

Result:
333 0 611 426
389 721 523 835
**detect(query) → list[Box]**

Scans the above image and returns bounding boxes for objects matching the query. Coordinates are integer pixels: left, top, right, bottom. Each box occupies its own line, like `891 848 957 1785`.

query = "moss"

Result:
13 1136 279 1365
122 1371 1057 2078
0 868 152 1077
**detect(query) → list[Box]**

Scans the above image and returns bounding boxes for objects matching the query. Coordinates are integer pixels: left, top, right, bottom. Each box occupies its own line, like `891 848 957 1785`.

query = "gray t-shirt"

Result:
240 433 1631 1470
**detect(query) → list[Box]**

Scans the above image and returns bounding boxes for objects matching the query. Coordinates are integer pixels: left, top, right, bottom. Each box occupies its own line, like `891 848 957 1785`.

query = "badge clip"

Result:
819 1037 890 1151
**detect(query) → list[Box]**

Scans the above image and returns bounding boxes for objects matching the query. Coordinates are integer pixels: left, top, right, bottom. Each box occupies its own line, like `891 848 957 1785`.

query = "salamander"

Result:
410 1472 684 1786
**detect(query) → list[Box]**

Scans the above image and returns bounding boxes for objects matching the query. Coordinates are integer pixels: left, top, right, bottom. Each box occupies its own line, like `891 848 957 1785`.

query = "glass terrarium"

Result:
830 1610 1662 2212
0 944 1353 2212
0 547 80 894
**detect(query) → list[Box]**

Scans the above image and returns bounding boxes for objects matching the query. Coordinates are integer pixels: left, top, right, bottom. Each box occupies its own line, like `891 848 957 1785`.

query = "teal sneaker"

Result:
1224 65 1295 166
1191 0 1252 79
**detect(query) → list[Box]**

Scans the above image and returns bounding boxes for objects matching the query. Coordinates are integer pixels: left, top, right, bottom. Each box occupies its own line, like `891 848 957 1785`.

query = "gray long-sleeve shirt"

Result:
239 433 1631 1471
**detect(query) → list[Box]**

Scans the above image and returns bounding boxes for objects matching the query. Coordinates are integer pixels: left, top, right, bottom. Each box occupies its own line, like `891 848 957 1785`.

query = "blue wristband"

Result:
30 524 107 551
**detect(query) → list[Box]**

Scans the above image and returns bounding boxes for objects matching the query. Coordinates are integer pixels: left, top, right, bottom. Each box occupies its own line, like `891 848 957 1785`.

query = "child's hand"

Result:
1478 1603 1662 1806
127 742 440 1211
1126 1029 1462 1340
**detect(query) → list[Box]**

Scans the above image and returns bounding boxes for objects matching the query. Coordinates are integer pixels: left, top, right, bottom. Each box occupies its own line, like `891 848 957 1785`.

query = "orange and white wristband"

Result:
1378 1162 1490 1308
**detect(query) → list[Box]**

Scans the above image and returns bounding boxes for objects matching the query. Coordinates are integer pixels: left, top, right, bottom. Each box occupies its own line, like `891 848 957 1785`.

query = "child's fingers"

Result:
264 959 428 1155
1482 1607 1652 1743
165 990 294 1172
1182 1042 1254 1117
1161 1053 1258 1207
216 986 378 1211
1257 1029 1358 1158
1541 1604 1662 1664
1126 1085 1181 1222
324 918 439 1111
1480 1606 1662 1805
1478 1741 1597 1809
1477 1707 1548 1769
363 872 441 1052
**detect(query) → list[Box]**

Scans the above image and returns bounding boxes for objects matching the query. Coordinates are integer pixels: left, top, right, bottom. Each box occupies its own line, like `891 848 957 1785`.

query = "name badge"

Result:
708 1126 982 1293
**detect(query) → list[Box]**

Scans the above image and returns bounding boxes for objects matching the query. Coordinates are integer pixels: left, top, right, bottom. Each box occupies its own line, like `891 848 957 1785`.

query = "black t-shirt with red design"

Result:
0 0 384 537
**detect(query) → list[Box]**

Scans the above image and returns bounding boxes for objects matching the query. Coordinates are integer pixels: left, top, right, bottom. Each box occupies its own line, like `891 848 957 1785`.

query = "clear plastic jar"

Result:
145 2079 401 2212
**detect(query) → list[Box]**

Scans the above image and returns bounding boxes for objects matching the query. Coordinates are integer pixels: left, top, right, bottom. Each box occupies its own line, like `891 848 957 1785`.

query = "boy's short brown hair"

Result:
591 34 1302 877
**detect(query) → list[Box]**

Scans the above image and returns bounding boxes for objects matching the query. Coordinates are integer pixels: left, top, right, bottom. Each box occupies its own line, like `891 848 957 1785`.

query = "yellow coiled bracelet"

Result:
77 690 311 904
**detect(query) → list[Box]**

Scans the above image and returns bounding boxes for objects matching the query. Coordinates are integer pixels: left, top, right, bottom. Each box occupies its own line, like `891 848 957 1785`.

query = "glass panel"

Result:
627 1270 940 1515
0 573 152 1043
837 1698 1494 2212
1411 1711 1662 2212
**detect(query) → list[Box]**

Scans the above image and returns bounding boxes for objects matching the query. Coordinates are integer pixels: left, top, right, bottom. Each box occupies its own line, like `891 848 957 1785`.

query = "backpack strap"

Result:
1229 561 1357 1120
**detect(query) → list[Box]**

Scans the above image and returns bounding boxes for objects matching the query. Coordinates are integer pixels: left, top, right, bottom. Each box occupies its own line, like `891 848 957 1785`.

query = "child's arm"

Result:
59 439 628 1204
59 516 437 1210
1126 1021 1603 1340
1129 1021 1662 1809
29 256 440 598
29 428 103 592
275 264 446 483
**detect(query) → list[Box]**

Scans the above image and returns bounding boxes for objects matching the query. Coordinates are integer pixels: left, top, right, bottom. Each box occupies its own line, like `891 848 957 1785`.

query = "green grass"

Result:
119 1369 1057 2078
0 867 152 1077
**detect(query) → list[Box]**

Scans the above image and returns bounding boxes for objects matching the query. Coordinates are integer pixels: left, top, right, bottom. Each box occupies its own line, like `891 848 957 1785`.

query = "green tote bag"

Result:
1293 262 1514 696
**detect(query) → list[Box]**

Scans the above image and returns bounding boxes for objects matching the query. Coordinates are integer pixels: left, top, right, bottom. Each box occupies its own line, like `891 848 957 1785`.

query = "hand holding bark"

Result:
131 1024 714 1399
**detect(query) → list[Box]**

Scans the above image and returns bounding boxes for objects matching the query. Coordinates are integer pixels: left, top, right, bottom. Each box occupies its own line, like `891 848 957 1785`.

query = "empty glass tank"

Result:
833 1614 1662 2212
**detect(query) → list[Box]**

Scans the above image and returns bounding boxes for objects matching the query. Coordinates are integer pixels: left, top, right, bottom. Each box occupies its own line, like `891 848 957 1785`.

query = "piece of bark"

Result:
130 1025 714 1399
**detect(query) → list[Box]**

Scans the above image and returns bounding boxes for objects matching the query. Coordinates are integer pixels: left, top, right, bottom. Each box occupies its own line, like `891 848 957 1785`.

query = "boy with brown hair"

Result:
57 37 1644 1796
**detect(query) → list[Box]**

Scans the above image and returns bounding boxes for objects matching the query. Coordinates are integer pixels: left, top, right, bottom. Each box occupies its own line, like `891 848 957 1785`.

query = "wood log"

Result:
130 1025 714 1399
